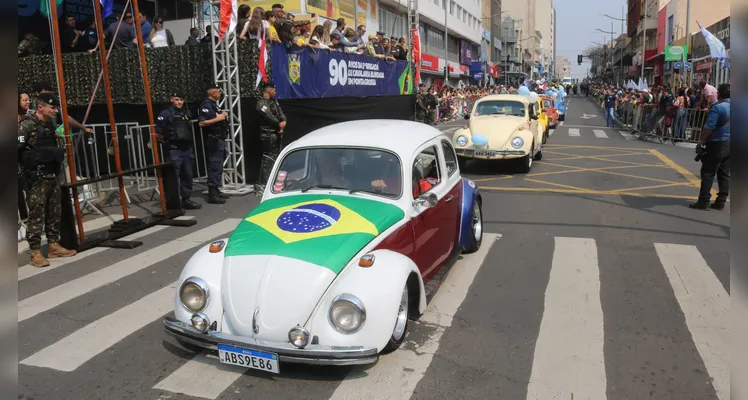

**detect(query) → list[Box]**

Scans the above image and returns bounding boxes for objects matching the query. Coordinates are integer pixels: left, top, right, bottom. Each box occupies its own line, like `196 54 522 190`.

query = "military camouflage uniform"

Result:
256 97 286 183
415 92 428 123
19 114 63 251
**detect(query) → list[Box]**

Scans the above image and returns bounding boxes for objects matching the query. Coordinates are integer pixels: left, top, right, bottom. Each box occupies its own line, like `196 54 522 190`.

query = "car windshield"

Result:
473 100 526 117
543 99 552 108
271 147 402 198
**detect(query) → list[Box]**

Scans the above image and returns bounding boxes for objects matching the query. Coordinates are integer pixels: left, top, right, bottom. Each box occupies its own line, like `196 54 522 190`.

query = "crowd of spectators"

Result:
421 84 533 124
588 80 719 141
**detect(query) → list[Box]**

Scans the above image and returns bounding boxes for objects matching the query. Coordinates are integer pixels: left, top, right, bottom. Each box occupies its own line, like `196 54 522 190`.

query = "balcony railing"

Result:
502 32 518 43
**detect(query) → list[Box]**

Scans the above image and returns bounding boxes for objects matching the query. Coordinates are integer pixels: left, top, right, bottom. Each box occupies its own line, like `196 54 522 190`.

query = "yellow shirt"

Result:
268 25 279 41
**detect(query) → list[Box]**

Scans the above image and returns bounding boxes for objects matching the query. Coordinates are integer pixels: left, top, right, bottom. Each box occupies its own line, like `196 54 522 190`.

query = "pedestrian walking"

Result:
690 83 730 211
18 93 77 267
602 89 617 127
156 91 201 210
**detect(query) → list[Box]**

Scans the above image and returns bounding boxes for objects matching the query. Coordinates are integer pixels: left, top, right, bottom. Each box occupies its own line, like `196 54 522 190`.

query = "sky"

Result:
554 0 627 79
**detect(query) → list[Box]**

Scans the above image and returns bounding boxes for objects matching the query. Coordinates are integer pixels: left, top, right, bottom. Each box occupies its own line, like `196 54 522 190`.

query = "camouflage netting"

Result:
18 39 272 106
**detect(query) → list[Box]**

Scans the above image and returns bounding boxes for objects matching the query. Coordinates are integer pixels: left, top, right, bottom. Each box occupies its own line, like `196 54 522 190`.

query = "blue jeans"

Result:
605 107 616 127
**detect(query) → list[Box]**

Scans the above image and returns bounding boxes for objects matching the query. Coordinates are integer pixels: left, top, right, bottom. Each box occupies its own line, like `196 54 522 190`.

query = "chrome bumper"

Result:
455 148 526 158
163 316 379 366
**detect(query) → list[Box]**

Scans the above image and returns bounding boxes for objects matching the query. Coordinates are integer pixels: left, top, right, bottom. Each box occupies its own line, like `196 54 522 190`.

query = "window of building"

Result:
378 7 406 38
156 0 194 21
450 1 455 15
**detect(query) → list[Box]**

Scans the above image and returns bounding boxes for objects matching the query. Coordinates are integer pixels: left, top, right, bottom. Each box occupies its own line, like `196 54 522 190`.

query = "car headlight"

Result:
329 294 366 334
288 326 311 348
456 135 468 147
511 137 524 149
180 277 208 312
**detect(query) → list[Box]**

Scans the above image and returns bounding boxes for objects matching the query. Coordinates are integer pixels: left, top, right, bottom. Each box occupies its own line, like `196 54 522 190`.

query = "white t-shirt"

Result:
151 30 168 47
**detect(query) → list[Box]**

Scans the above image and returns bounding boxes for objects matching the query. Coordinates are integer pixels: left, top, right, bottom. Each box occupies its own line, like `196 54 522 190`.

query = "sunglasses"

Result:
156 20 164 24
125 15 133 19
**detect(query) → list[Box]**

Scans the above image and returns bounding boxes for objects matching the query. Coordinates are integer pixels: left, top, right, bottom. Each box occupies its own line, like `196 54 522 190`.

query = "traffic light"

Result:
577 54 583 65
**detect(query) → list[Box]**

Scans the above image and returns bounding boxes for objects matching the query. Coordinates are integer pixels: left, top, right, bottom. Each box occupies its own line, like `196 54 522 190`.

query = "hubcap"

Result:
528 154 533 168
472 201 482 241
392 285 409 341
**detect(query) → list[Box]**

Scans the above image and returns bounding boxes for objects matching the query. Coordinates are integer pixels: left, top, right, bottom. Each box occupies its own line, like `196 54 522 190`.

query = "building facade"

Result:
556 55 570 78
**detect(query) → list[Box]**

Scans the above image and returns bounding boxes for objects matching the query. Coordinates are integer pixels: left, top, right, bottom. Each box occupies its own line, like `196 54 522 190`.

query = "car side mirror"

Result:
464 114 470 120
530 113 538 120
415 192 438 209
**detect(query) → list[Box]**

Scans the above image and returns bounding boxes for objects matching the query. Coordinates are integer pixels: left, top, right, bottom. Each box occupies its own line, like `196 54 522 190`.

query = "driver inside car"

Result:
369 153 401 194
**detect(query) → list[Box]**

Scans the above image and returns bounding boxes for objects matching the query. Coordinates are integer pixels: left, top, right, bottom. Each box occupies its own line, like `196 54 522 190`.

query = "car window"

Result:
473 100 525 117
271 147 402 198
441 140 458 177
412 146 441 199
543 99 552 108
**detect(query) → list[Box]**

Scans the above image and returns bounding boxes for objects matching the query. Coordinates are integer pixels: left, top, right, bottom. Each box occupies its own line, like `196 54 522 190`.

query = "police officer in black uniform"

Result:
156 91 201 210
198 84 230 204
256 82 287 183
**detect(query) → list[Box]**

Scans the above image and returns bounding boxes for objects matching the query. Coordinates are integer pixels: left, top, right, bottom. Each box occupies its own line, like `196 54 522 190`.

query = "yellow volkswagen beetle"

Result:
452 94 543 173
535 98 550 144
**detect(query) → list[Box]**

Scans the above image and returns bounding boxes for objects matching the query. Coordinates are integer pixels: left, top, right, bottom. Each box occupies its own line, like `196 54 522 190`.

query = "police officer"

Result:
156 91 201 210
198 84 230 204
18 93 77 267
415 84 428 123
691 83 730 211
256 82 287 182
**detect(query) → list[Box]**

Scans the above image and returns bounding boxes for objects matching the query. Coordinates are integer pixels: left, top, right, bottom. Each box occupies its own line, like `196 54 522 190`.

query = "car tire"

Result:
177 338 205 353
463 197 483 254
457 156 468 172
381 283 410 354
517 143 534 173
534 143 543 161
542 128 549 144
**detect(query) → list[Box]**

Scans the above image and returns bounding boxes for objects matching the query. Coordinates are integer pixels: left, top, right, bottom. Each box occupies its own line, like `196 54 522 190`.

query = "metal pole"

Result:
620 5 624 85
641 0 647 85
131 0 167 215
685 0 692 86
93 0 129 222
48 0 85 243
444 0 448 86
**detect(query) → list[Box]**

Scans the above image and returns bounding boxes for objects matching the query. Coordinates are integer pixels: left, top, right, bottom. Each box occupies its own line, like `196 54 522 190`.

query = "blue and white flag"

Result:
697 21 728 69
100 0 113 18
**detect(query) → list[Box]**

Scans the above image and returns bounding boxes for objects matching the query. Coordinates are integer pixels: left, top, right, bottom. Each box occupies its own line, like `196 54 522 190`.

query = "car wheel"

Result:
534 143 543 160
517 143 534 173
457 156 468 172
381 283 410 354
463 197 483 254
542 128 549 144
177 338 205 353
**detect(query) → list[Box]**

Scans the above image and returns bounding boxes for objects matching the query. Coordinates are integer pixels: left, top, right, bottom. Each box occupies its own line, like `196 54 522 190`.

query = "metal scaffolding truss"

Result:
206 0 253 195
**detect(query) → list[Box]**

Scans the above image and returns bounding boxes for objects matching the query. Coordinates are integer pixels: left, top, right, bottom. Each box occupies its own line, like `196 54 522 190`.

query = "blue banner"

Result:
271 44 414 99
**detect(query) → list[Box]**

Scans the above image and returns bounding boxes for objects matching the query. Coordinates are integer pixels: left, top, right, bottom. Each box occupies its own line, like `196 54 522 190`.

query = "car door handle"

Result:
445 195 454 203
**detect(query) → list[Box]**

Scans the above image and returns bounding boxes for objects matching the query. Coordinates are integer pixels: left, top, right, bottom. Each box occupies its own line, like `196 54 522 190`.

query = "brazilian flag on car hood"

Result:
224 194 405 274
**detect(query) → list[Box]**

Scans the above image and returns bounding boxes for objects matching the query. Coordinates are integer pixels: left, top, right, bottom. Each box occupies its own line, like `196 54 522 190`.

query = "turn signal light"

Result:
358 254 375 267
209 240 225 253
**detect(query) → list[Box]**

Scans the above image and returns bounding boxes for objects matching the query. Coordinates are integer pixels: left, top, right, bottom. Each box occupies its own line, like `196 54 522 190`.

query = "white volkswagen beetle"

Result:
163 120 483 373
452 94 543 173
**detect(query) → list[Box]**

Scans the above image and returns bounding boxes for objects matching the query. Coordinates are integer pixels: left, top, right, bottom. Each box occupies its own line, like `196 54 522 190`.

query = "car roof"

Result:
476 94 530 104
287 119 445 155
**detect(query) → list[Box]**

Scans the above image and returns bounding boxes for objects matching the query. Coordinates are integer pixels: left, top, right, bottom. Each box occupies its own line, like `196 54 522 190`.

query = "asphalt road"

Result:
18 94 730 400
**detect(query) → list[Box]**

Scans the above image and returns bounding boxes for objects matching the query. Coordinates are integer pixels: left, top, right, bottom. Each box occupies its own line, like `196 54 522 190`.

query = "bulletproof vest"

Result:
202 102 229 139
19 116 64 174
170 109 193 142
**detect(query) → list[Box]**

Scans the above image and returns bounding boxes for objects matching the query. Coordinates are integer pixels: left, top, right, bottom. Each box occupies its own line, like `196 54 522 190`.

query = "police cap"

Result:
36 92 59 107
207 83 221 92
262 82 275 91
271 3 283 9
171 91 186 99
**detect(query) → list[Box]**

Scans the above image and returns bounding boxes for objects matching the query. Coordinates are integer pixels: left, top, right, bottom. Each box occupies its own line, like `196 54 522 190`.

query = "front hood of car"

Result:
222 255 336 339
469 117 529 147
221 194 404 338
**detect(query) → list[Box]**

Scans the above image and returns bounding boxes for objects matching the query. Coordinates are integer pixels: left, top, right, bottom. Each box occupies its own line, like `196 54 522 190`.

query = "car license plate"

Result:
474 150 496 157
217 344 280 374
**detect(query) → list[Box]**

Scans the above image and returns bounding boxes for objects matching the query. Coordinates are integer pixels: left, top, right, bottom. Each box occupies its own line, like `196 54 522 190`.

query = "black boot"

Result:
182 198 202 210
688 201 710 210
709 202 725 211
207 189 226 204
217 190 230 199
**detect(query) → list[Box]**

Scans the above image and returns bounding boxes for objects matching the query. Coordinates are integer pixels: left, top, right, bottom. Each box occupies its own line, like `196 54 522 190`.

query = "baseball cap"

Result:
36 92 59 107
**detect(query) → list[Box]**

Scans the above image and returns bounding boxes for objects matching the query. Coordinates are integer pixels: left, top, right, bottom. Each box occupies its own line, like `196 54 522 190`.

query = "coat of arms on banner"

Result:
288 54 301 84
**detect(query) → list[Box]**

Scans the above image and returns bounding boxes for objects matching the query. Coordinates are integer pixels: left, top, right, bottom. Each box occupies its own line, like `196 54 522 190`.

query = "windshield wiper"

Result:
349 187 398 197
301 184 349 193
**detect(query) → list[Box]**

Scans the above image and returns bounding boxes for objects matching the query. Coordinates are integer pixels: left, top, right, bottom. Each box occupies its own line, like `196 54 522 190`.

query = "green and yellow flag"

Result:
225 194 405 274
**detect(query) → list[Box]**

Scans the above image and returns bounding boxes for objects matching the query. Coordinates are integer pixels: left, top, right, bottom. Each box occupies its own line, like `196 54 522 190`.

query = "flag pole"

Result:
93 0 130 222
48 0 86 243
131 0 167 216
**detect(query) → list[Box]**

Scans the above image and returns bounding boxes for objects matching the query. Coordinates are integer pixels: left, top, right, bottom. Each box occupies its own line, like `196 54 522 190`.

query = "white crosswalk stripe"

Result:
18 218 240 322
18 214 124 254
19 231 728 400
568 128 580 137
18 216 196 281
593 129 609 138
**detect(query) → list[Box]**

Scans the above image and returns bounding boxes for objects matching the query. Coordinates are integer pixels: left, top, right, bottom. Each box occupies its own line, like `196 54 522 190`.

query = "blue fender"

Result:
458 177 481 251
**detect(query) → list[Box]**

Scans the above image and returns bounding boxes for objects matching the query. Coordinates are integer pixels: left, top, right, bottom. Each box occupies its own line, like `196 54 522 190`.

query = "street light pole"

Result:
685 0 691 86
444 0 448 86
641 0 647 85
